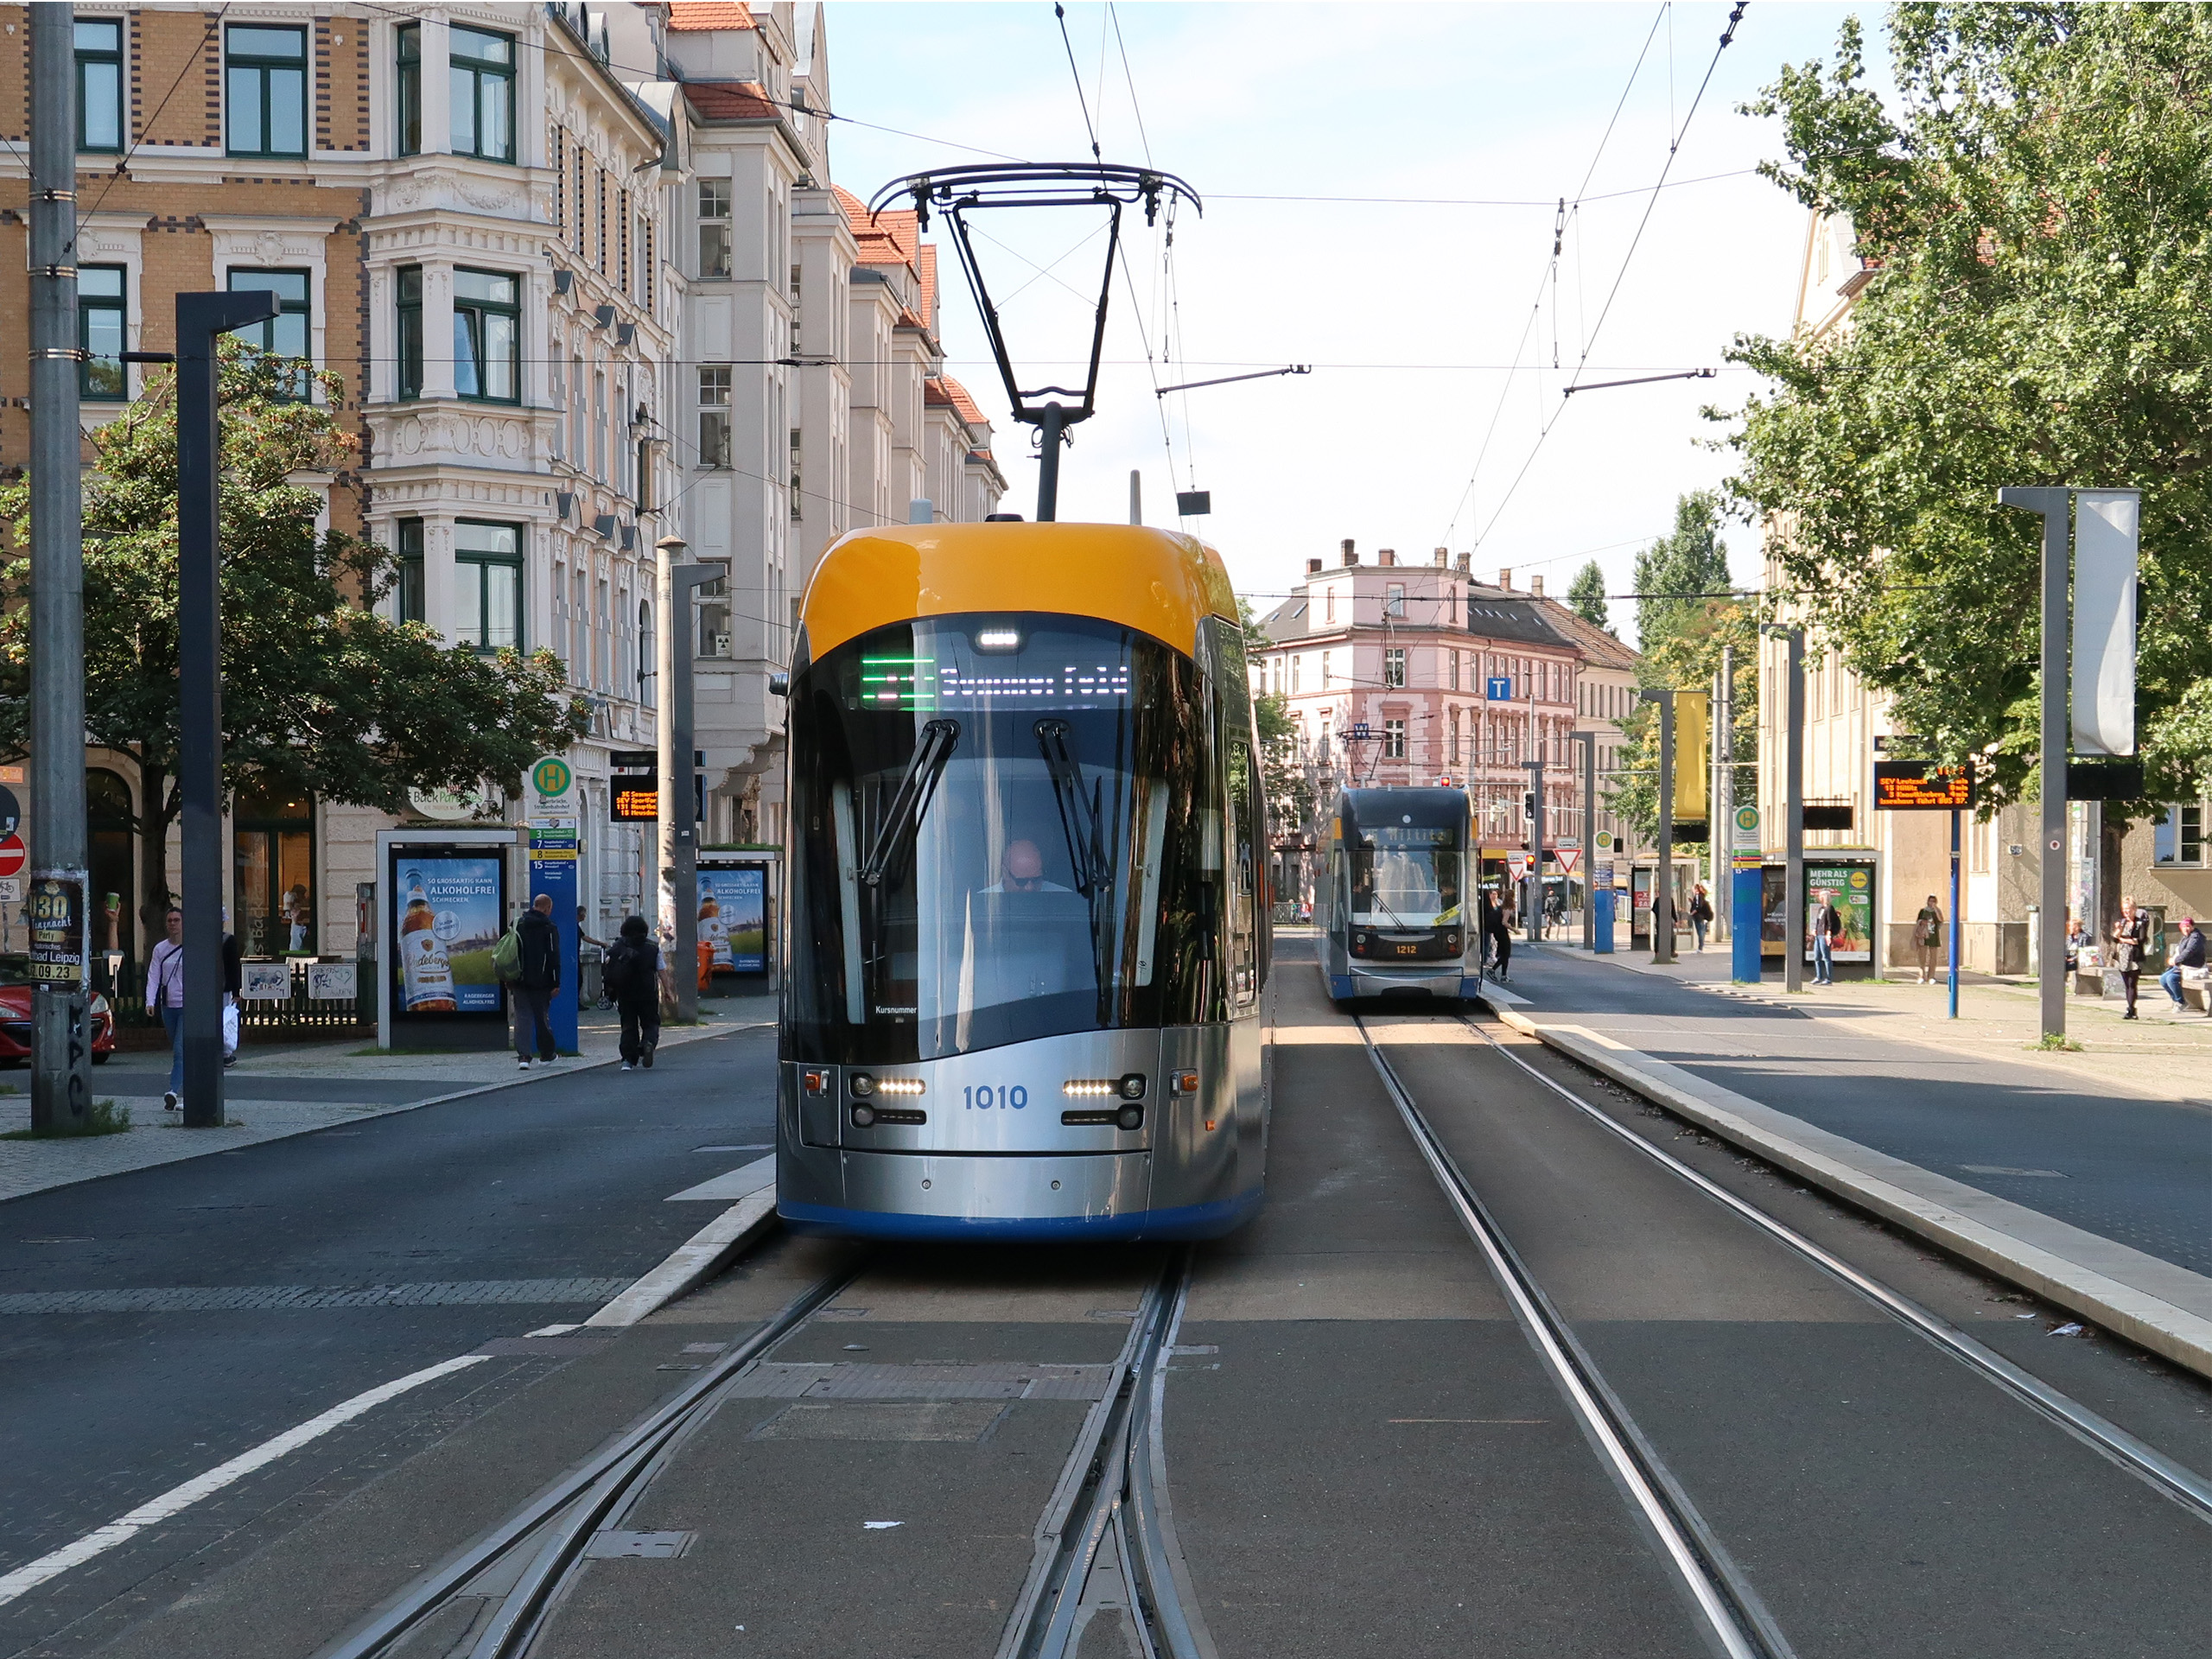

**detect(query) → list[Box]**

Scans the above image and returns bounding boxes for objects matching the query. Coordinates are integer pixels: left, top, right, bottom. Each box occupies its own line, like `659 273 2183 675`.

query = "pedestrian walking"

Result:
1810 888 1843 985
605 914 663 1070
146 907 186 1110
2160 916 2204 1013
1481 886 1512 982
502 894 563 1066
1914 894 1945 983
221 920 242 1067
2110 896 2151 1020
1688 884 1714 953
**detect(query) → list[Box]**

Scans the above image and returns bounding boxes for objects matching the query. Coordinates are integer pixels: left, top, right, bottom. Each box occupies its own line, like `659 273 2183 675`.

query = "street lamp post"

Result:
657 537 722 1026
1997 487 2072 1044
1763 626 1808 994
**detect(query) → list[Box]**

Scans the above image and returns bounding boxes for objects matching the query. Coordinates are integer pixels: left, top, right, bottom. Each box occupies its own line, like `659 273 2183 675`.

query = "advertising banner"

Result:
697 865 767 973
26 875 86 988
1806 861 1874 963
241 962 291 1001
395 856 504 1014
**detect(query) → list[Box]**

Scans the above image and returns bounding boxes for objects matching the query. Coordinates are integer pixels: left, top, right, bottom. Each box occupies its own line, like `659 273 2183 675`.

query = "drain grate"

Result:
584 1530 695 1560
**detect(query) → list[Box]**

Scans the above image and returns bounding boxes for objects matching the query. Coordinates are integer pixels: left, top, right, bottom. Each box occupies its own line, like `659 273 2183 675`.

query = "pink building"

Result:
1253 542 1592 894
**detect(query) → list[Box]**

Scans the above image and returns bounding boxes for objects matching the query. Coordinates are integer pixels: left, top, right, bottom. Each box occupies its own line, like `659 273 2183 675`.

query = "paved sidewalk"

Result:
1536 938 2212 1109
0 995 775 1205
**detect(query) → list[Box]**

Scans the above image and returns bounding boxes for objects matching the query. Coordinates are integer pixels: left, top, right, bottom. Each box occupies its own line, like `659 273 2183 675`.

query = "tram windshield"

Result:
1342 791 1466 928
788 613 1222 1063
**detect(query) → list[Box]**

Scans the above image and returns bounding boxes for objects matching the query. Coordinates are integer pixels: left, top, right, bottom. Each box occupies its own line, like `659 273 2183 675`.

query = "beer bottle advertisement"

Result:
394 858 502 1013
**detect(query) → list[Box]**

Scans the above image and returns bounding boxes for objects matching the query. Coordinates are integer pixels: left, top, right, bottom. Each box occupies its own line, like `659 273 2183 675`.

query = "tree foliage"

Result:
1631 491 1734 652
1567 559 1611 630
1725 3 2212 810
0 344 588 931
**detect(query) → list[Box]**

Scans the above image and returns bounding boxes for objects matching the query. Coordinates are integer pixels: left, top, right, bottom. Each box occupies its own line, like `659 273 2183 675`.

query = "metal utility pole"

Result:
175 290 277 1128
1653 690 1675 963
1523 756 1544 946
28 10 90 1133
1999 487 2071 1043
1775 627 1807 994
1128 469 1141 525
1570 730 1597 951
658 537 721 1024
1713 649 1732 942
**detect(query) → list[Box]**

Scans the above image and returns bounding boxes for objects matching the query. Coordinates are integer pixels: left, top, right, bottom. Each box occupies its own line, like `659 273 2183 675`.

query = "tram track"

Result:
314 1259 867 1659
1354 1005 2212 1659
996 1249 1215 1659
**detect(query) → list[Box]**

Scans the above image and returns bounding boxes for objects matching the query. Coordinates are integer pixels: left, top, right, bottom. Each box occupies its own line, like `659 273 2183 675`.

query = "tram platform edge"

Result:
1476 1000 2212 1381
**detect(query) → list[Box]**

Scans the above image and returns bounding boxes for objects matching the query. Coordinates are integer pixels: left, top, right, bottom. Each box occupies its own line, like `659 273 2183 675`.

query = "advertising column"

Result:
526 756 581 1053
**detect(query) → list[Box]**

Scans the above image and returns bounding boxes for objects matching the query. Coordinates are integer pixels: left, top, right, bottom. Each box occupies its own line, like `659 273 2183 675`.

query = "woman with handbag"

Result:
2110 896 2151 1020
1914 895 1944 983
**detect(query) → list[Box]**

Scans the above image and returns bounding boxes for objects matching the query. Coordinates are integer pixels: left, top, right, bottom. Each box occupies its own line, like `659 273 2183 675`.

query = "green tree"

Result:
1607 493 1755 844
0 345 588 939
1567 559 1611 630
1725 4 2212 808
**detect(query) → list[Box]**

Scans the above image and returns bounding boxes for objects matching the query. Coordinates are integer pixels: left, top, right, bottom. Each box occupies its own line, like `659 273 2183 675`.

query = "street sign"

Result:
1507 853 1529 879
0 835 25 879
1555 847 1581 876
1486 676 1513 702
1593 830 1616 855
1873 762 1974 810
0 785 19 840
1732 802 1763 870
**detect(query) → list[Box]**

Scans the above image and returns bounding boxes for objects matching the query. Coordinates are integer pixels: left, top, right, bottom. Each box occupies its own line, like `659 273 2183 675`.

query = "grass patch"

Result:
2 1098 132 1139
2029 1033 2086 1052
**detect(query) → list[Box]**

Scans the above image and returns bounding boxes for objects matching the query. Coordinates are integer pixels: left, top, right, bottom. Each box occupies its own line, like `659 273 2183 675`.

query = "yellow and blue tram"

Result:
1319 786 1483 1003
775 523 1270 1241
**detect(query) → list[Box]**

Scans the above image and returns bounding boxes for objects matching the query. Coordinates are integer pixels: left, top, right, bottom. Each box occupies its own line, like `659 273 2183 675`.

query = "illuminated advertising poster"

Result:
395 856 504 1013
697 866 767 973
1805 861 1874 963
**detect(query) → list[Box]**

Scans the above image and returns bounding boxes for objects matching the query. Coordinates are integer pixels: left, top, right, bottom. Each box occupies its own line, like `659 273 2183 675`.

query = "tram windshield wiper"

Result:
1035 720 1111 898
861 719 960 887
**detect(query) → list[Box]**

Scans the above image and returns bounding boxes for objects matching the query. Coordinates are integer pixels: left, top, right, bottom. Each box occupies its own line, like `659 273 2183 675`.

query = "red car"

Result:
0 953 116 1065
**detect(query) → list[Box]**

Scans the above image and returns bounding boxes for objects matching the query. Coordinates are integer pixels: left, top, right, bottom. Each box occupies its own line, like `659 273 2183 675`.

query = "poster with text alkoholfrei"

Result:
396 858 504 1014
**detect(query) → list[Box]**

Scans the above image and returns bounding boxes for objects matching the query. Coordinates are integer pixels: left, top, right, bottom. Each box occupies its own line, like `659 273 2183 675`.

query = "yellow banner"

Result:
1674 690 1709 823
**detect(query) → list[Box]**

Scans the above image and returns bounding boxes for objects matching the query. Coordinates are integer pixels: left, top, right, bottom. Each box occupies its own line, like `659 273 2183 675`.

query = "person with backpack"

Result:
1688 884 1715 953
498 893 563 1069
603 913 662 1071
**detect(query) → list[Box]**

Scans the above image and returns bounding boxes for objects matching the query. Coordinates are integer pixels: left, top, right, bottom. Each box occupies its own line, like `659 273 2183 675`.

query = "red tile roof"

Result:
682 80 779 121
918 243 938 331
833 184 919 270
668 2 755 30
938 373 988 428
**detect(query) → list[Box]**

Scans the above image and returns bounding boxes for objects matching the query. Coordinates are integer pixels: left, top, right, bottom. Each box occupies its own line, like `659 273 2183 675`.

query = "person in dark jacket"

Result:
2110 895 2150 1020
2160 916 2205 1013
510 894 562 1067
606 913 663 1070
1481 887 1512 982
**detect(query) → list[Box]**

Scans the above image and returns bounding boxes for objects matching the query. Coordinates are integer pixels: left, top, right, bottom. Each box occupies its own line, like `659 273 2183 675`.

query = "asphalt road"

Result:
1499 944 2212 1274
0 1025 778 1659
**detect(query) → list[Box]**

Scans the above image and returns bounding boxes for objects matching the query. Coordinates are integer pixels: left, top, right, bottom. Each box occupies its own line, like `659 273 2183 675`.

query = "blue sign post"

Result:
1729 804 1764 983
526 756 581 1053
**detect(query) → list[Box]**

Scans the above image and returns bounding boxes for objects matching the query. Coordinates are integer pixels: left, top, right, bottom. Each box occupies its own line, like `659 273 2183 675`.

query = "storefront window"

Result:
233 784 315 957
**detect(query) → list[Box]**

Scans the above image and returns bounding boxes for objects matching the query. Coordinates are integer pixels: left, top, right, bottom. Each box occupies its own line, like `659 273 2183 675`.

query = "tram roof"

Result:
801 523 1239 658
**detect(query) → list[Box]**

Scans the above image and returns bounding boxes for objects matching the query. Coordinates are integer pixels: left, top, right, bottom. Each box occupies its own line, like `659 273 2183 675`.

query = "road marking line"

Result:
0 1352 493 1608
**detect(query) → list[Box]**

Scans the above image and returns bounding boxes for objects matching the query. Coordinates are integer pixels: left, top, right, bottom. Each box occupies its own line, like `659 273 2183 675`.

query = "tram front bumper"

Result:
1332 961 1478 1001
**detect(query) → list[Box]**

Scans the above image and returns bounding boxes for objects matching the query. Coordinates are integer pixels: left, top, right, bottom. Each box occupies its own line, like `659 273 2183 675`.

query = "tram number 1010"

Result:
963 1084 1029 1110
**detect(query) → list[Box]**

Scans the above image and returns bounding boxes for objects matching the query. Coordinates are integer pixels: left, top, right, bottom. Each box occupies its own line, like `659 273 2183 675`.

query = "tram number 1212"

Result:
963 1084 1029 1111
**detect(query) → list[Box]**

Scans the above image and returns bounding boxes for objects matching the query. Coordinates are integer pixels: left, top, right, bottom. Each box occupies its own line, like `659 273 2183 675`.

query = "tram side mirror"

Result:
769 672 789 697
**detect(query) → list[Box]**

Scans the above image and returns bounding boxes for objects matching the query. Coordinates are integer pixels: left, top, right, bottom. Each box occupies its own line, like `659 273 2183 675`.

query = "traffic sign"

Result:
1554 847 1580 876
1507 853 1529 879
0 835 25 879
1486 676 1513 702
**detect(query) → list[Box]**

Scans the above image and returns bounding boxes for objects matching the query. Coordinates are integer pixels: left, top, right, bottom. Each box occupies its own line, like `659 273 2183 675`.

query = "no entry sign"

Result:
0 835 26 879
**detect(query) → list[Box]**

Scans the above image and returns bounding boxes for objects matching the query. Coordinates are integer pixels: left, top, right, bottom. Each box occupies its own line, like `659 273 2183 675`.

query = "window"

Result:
1383 647 1405 689
1449 707 1461 765
1449 650 1460 692
593 372 607 479
639 601 656 708
396 520 426 622
396 266 423 399
453 521 522 650
79 265 126 400
226 24 307 158
595 576 612 691
569 569 588 684
1386 582 1405 617
574 149 587 254
696 566 731 658
1384 720 1406 760
448 25 515 161
76 20 123 152
1320 650 1332 687
637 433 653 512
453 268 518 402
2156 804 2205 867
697 367 732 467
790 261 803 334
698 178 732 278
396 24 421 155
1290 654 1301 694
1325 587 1337 625
228 270 311 399
232 783 315 958
619 188 631 294
790 426 803 520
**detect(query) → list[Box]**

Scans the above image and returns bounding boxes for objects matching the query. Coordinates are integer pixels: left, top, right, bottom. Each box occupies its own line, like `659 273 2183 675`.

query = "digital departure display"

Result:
1873 761 1974 810
612 786 659 821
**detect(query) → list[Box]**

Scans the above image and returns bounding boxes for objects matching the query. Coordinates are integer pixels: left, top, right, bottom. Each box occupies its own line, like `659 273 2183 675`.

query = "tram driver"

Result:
983 837 1072 895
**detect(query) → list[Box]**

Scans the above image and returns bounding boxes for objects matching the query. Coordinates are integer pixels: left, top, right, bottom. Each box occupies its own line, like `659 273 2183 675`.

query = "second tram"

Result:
775 522 1270 1242
1319 786 1483 1003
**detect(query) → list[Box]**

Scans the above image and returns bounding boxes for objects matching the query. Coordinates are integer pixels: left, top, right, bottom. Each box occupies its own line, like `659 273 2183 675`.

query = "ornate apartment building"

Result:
1253 543 1618 903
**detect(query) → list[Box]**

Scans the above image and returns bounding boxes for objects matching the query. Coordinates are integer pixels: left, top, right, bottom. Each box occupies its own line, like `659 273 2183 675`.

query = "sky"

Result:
816 1 1875 639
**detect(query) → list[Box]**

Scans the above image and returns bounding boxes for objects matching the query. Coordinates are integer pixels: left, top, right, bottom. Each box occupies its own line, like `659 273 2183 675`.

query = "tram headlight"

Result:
1116 1104 1145 1131
850 1104 877 1128
851 1073 875 1097
1119 1073 1146 1100
974 626 1023 652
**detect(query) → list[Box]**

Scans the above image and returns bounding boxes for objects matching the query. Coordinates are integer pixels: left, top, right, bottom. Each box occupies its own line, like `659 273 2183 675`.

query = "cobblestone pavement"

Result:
0 995 773 1203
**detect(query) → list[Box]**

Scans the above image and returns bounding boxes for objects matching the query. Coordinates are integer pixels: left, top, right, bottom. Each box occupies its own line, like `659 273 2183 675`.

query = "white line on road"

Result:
0 1352 493 1608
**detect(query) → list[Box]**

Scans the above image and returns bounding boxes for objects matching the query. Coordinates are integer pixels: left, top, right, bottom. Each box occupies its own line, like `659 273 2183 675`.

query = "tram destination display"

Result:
1874 761 1974 810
